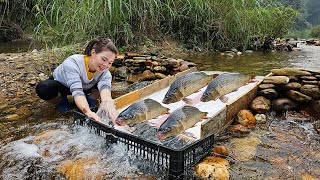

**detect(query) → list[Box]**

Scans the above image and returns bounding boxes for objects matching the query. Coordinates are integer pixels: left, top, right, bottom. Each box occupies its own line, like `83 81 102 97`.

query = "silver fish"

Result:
115 98 169 126
163 72 212 104
156 105 207 139
201 73 251 103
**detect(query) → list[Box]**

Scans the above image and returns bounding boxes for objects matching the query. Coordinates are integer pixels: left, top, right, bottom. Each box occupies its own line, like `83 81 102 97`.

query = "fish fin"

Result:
179 132 197 141
211 74 220 79
124 125 136 133
219 96 229 103
182 97 193 105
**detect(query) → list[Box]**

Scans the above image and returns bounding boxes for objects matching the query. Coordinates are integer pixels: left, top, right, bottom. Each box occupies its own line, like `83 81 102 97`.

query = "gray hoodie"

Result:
53 54 112 98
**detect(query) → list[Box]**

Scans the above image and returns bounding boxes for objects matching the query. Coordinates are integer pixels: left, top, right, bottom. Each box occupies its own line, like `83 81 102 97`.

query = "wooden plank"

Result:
115 90 140 109
201 108 227 138
225 84 259 122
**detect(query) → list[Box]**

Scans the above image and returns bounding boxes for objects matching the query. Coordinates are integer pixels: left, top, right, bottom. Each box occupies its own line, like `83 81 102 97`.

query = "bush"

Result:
310 25 320 38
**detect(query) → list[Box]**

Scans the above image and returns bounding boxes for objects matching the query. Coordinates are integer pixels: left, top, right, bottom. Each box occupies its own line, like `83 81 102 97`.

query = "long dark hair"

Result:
83 38 118 56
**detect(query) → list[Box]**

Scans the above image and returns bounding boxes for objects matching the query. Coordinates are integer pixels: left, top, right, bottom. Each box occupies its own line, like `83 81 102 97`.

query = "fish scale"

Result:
157 106 207 139
163 72 212 104
201 73 251 102
116 98 169 125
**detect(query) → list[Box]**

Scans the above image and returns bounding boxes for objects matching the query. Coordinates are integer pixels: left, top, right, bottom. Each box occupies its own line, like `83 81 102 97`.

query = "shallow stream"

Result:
0 42 319 179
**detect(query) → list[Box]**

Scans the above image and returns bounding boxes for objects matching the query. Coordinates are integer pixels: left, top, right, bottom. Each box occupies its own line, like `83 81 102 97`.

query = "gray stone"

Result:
263 76 289 84
258 88 278 99
271 98 299 112
300 84 320 100
286 90 313 103
259 84 275 89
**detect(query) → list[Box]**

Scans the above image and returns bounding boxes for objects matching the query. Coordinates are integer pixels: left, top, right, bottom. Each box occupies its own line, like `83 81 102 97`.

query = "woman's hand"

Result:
97 99 118 125
84 110 102 123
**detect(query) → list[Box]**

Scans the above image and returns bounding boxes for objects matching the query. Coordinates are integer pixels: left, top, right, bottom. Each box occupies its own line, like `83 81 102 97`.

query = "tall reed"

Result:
32 0 298 50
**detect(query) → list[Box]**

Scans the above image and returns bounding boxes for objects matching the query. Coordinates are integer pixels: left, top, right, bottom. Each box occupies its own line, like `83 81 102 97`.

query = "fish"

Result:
156 105 207 140
201 73 251 103
162 72 212 104
115 98 170 126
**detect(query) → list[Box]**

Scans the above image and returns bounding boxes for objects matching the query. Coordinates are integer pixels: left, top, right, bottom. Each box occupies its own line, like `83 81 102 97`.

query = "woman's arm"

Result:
74 95 101 121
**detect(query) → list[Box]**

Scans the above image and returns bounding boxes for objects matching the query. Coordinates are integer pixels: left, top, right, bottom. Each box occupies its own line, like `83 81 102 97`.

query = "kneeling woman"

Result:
36 38 118 123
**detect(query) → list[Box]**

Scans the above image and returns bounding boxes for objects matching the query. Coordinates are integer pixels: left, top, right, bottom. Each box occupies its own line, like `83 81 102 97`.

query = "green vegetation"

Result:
286 29 311 39
31 0 297 50
1 0 299 50
310 25 320 38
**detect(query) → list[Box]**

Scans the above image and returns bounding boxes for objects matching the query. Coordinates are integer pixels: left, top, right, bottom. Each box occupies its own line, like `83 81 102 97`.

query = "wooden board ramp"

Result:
113 68 265 139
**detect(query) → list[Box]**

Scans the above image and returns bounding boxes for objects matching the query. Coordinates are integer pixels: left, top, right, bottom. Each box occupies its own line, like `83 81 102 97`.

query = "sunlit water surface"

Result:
0 43 319 179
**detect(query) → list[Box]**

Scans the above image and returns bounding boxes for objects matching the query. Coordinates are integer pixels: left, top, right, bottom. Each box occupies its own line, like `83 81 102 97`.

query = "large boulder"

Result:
250 96 271 113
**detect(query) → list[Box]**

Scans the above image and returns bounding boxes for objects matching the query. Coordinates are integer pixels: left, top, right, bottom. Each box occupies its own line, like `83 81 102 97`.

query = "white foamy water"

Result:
0 123 166 179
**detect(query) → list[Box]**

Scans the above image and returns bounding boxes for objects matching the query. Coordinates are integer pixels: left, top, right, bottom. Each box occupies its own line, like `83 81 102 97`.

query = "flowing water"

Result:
0 42 319 179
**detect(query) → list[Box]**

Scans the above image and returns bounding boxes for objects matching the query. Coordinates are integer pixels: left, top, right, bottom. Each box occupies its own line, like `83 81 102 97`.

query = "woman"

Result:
36 38 118 123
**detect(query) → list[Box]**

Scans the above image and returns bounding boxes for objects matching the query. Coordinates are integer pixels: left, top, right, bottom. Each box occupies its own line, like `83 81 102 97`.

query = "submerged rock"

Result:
194 156 229 180
271 98 299 112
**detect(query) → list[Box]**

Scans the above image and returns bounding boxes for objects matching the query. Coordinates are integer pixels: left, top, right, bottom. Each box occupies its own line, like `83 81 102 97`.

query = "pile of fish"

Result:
115 71 253 140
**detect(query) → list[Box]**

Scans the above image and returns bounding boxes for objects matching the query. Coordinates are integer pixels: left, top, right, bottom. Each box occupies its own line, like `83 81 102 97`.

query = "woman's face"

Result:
90 49 116 72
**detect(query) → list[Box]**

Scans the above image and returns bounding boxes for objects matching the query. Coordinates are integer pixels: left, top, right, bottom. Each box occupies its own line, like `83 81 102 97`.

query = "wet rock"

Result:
288 75 299 82
250 96 271 113
300 76 317 81
271 98 299 112
301 80 318 85
271 68 311 76
255 114 267 124
113 66 127 80
230 136 261 161
153 66 166 72
263 76 289 84
127 70 155 83
283 82 302 91
300 85 320 100
5 114 20 121
258 88 278 99
228 124 250 134
258 84 275 89
236 110 256 128
57 156 105 180
309 100 320 118
155 72 167 79
286 90 313 103
17 105 33 118
194 156 229 180
212 146 229 157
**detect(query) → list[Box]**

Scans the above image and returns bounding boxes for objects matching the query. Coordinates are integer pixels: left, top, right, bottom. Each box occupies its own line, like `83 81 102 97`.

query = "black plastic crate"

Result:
73 110 215 179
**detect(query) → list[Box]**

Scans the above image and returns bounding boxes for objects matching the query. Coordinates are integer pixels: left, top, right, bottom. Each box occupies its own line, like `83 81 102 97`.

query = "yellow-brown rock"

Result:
33 129 68 144
194 156 229 180
56 157 104 180
230 136 261 161
236 110 256 128
5 114 20 121
263 76 289 84
212 146 229 157
271 68 311 76
228 124 250 134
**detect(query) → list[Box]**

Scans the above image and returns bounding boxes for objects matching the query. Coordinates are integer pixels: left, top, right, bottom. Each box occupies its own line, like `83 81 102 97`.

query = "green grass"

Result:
31 0 298 50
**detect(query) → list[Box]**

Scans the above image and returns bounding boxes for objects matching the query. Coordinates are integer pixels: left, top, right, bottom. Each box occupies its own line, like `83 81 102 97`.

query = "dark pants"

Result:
35 77 97 100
